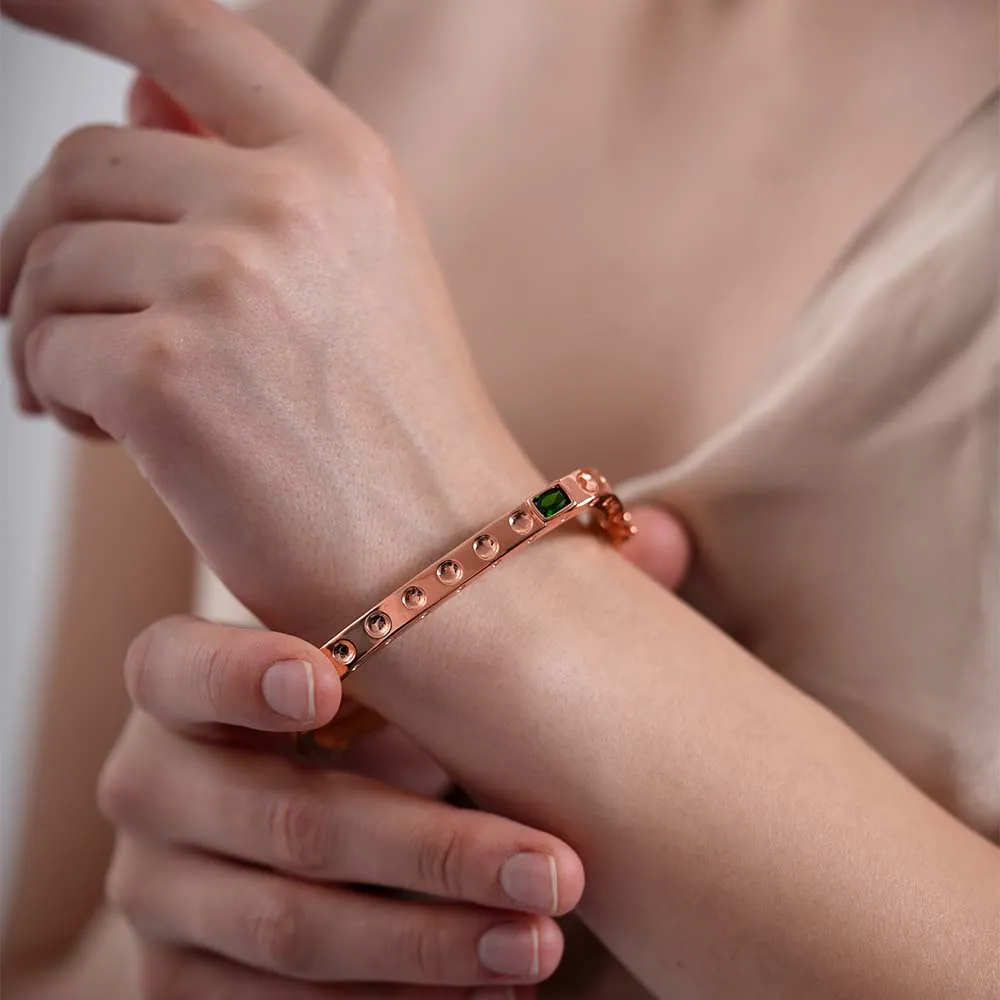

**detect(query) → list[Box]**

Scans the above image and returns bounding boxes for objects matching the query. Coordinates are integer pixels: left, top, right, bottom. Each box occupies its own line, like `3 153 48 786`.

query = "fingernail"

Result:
478 923 540 978
261 660 315 722
471 989 517 1000
499 852 558 913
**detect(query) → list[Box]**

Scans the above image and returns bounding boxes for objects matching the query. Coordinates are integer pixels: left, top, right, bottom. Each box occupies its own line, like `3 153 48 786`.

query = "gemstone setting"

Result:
437 559 463 585
509 510 534 535
331 639 356 666
365 610 392 638
401 586 426 610
473 534 499 560
532 485 573 519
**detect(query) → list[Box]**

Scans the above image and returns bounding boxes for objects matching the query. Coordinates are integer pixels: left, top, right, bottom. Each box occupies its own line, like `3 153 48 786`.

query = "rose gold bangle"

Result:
296 468 635 758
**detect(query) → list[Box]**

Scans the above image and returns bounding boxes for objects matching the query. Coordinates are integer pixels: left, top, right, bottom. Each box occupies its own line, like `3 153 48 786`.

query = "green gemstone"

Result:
532 485 572 519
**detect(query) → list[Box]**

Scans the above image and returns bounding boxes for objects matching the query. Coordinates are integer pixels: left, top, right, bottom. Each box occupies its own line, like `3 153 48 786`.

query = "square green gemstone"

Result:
532 485 572 519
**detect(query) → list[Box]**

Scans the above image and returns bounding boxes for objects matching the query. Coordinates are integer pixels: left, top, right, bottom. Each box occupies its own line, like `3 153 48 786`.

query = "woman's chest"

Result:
328 0 943 481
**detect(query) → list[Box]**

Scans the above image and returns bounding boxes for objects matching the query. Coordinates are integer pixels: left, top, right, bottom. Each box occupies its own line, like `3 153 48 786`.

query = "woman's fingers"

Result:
17 311 136 434
101 717 584 916
7 217 166 427
339 723 454 798
122 615 340 731
0 125 233 417
128 73 207 134
101 612 585 989
0 124 234 315
108 836 564 986
10 216 257 407
142 942 533 999
4 0 341 147
8 221 165 370
621 504 691 592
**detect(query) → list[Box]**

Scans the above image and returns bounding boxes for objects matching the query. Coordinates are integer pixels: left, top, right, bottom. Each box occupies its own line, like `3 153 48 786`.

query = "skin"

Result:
1 441 684 1000
1 1 998 998
1 13 691 997
0 12 691 994
93 503 685 999
103 622 579 994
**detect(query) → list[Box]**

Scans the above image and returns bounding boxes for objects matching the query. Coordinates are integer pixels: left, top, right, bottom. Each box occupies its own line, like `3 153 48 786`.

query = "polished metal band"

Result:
297 468 634 757
322 467 634 679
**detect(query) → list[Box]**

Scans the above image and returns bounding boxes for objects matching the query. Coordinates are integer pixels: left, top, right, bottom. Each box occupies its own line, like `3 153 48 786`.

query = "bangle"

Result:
296 468 635 758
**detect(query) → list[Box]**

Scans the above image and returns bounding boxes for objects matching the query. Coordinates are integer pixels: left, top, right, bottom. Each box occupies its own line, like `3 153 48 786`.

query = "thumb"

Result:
124 615 341 732
622 504 692 592
127 73 206 134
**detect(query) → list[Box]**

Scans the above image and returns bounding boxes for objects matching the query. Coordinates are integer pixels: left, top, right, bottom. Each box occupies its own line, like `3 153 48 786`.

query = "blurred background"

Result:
1 19 134 914
0 18 136 915
1 3 240 918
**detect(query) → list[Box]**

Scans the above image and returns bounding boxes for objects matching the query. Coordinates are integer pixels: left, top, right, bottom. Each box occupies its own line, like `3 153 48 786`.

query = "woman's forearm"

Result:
6 910 138 1000
3 3 993 996
3 442 194 980
345 527 1000 1000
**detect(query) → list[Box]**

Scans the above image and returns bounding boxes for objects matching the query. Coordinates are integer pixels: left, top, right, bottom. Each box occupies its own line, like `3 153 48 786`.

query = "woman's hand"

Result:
98 614 584 999
93 506 683 999
2 0 539 642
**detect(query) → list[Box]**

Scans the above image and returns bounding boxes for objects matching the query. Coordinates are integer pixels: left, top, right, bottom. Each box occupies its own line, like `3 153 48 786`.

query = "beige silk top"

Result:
201 2 1000 852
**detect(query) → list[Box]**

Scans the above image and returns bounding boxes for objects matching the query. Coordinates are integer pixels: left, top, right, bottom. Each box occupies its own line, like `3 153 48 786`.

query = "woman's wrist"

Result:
341 521 627 821
340 524 1000 1000
292 424 545 645
305 465 634 701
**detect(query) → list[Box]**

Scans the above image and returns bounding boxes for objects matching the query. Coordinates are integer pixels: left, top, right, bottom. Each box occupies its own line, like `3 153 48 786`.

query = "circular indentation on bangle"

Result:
364 610 392 639
577 470 599 494
436 559 463 586
401 586 426 610
473 533 500 560
330 639 356 667
509 510 534 535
